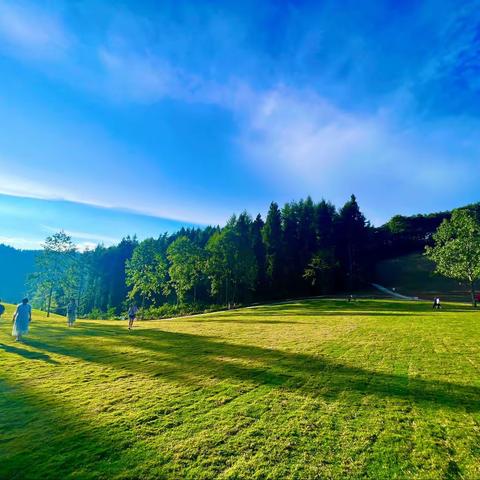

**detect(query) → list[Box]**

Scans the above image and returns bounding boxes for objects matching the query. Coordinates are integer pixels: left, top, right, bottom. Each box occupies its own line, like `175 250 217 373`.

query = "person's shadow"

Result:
0 343 59 365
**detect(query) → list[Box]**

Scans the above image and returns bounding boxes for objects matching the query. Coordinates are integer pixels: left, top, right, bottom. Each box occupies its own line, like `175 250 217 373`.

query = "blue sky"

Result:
0 0 479 249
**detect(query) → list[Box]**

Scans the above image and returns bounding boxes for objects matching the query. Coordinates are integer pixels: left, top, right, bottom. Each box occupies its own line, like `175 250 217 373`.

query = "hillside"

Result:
1 298 480 479
375 252 470 301
0 245 38 303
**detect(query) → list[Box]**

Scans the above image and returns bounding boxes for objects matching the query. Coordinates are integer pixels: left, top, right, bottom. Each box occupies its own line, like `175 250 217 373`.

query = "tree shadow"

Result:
26 327 480 413
182 319 306 324
0 343 60 365
196 298 479 319
0 376 148 479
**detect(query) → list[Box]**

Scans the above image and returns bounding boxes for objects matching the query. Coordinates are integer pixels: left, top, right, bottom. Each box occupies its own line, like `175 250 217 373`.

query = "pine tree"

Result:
337 195 369 290
262 202 283 297
297 196 317 278
251 214 267 297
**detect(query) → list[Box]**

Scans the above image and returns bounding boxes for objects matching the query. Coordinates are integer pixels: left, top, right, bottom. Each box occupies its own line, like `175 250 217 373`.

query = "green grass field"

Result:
1 299 480 479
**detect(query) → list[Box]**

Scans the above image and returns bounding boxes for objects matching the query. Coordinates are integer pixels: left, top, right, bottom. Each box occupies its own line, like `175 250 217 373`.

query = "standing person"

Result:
12 298 32 342
67 299 77 327
128 303 138 330
0 299 5 319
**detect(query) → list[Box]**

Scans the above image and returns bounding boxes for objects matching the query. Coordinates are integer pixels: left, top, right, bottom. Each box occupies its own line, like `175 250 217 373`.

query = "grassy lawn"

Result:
1 299 480 479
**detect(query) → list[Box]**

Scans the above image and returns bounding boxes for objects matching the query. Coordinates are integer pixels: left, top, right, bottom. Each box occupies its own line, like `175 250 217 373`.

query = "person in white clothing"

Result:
12 298 32 342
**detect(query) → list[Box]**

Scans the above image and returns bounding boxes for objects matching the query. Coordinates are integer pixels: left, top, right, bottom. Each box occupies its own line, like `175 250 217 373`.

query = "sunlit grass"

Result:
1 299 479 479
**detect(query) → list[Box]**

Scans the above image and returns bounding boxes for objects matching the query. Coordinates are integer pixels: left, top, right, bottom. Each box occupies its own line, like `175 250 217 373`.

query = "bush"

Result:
85 303 240 320
86 307 117 320
138 303 230 320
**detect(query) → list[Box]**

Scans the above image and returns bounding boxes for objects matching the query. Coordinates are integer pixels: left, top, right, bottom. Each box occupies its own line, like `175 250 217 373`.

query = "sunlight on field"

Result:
1 299 480 479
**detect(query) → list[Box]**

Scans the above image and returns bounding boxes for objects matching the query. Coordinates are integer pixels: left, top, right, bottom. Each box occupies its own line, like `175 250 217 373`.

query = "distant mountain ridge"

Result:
0 244 38 303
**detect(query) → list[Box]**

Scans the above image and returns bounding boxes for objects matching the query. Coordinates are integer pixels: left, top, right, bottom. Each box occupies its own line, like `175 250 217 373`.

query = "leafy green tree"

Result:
205 229 234 305
30 231 77 316
206 222 257 306
303 248 338 294
167 236 204 304
425 209 480 306
126 238 168 306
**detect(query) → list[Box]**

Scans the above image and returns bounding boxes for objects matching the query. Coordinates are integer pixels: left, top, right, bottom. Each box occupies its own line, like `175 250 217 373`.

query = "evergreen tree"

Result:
251 214 267 297
282 201 301 293
232 212 257 303
314 200 337 249
262 202 284 297
298 197 317 265
337 195 369 290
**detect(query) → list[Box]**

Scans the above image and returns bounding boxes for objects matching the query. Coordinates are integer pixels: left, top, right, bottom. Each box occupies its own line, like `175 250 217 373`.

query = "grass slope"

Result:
1 299 480 479
375 253 468 301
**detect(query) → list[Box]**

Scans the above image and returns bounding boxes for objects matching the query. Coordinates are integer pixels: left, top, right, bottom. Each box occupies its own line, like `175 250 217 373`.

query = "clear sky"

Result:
0 0 479 249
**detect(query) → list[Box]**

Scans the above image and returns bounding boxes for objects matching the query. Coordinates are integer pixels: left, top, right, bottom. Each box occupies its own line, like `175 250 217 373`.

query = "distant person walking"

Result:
12 298 32 342
432 296 441 310
128 303 138 330
67 299 77 327
0 299 5 318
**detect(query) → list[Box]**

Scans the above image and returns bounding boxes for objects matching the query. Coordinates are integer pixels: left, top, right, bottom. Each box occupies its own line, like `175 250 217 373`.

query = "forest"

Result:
9 194 464 318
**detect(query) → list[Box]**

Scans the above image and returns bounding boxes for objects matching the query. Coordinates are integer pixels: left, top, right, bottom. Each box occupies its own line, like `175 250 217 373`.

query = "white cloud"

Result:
1 3 478 227
232 85 480 214
237 87 381 183
76 241 101 252
0 174 66 202
41 226 119 246
0 172 222 226
0 235 43 250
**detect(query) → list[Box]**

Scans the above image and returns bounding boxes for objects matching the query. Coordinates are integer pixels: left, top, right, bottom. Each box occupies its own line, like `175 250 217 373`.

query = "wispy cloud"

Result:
42 225 119 246
233 85 480 219
0 172 223 225
1 0 479 228
0 235 43 250
0 2 71 60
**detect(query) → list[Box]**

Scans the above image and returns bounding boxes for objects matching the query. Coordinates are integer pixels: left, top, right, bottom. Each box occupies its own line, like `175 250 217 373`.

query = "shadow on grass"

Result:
0 376 142 479
190 299 479 320
247 299 427 313
25 325 480 413
0 343 60 365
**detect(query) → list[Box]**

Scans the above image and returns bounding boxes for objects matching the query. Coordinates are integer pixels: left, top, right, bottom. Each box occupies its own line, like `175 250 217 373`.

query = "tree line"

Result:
28 195 479 316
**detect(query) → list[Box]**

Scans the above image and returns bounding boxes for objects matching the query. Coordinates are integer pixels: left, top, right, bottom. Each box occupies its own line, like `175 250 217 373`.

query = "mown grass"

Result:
1 299 480 479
